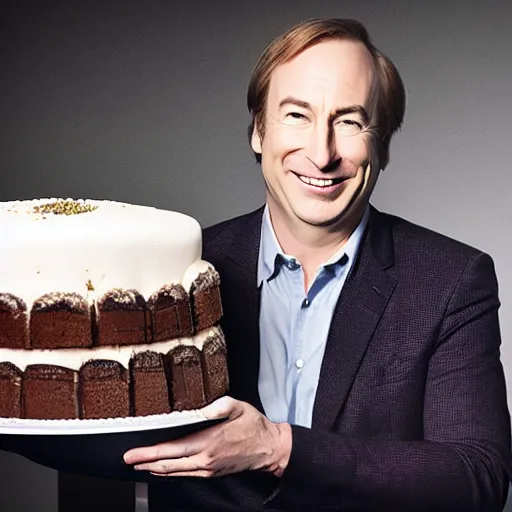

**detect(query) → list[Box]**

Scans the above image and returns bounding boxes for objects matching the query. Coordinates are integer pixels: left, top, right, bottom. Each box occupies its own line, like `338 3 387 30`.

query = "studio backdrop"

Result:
1 1 511 510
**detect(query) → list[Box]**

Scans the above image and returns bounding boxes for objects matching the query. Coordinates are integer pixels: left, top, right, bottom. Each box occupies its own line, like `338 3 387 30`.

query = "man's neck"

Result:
267 203 365 289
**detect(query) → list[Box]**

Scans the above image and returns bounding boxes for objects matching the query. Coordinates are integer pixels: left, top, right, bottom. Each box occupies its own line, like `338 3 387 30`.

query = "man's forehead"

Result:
268 39 373 106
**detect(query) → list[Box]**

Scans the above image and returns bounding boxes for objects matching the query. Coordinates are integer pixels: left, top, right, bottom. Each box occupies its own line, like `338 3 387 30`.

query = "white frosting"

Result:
181 260 214 292
0 327 221 371
0 199 206 307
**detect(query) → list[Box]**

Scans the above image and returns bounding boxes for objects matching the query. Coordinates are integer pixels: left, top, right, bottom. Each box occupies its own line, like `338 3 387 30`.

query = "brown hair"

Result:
247 18 406 169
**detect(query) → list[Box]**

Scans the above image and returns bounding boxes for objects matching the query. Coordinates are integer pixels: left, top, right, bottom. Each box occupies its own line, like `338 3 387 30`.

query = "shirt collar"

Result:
257 204 370 286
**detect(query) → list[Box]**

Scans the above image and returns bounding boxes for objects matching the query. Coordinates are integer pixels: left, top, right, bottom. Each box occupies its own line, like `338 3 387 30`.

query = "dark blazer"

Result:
150 205 511 511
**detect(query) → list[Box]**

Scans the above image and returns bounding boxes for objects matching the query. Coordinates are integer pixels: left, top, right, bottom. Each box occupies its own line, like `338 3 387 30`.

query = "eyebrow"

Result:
278 96 369 124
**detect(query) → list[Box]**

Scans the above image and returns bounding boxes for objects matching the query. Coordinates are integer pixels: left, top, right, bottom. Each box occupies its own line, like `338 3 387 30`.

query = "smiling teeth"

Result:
299 176 334 187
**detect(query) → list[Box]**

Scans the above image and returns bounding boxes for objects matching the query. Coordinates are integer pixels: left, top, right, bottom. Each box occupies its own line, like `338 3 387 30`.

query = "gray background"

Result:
1 1 511 510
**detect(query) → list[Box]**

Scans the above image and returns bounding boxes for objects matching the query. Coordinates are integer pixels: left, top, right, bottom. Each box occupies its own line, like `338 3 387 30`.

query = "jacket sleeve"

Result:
267 252 512 511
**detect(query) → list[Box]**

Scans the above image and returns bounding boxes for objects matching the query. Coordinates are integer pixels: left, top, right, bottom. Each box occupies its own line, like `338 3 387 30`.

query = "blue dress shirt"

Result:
257 206 370 428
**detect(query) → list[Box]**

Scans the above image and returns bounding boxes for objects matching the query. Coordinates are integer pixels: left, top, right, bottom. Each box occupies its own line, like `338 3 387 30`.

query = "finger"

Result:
134 456 203 475
150 470 213 478
124 440 200 465
201 396 242 420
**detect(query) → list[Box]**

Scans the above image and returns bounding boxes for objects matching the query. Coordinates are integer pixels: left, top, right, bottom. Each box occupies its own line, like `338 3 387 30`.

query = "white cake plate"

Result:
0 409 209 435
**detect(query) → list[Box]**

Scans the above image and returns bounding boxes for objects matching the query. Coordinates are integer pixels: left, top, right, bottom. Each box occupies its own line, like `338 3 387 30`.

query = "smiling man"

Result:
124 19 511 511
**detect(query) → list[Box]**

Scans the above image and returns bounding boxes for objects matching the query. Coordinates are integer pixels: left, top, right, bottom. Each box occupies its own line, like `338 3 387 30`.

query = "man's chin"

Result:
297 211 350 229
295 202 365 231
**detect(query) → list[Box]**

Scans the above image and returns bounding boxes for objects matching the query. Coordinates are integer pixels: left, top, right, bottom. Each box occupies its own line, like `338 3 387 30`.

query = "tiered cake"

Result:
0 199 228 420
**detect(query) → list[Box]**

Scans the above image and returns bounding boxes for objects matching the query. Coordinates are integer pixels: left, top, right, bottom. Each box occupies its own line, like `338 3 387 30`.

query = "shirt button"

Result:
295 359 304 369
287 259 299 270
301 298 310 308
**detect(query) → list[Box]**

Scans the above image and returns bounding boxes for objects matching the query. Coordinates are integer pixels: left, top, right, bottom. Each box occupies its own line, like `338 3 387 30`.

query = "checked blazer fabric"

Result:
149 205 511 512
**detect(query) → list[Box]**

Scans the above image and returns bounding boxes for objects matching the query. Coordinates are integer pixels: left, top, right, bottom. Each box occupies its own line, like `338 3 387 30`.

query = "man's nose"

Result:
306 123 338 171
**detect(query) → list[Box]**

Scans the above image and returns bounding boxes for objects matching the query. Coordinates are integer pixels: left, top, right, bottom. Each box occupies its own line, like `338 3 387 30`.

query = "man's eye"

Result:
341 119 363 129
335 117 364 135
287 112 307 120
283 111 309 125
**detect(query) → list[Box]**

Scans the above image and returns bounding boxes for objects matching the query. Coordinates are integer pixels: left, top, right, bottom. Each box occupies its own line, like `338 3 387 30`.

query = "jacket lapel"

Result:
312 207 397 431
220 209 265 413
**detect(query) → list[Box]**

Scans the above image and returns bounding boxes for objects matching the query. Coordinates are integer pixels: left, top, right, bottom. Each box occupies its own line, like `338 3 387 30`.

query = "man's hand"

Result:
123 396 292 478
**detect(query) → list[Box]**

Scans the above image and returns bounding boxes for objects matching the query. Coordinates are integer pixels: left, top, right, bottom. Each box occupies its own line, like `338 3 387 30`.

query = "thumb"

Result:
201 396 241 420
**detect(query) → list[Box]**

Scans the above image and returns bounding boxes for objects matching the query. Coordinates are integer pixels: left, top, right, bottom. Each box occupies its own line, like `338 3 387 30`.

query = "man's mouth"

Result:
296 174 345 188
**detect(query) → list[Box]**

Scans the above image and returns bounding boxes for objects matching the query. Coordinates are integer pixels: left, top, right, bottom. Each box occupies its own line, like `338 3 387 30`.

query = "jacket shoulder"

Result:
375 210 495 281
381 211 484 257
202 207 263 262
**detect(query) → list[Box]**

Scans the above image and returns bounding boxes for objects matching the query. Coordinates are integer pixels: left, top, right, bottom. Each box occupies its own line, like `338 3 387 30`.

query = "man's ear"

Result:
250 124 262 154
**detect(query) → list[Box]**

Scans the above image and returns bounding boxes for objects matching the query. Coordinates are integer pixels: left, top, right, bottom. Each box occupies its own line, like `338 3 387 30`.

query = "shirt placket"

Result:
287 260 315 425
288 266 336 426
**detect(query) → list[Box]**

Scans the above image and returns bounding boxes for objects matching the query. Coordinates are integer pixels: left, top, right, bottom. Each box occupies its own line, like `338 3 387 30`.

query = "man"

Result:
124 18 511 511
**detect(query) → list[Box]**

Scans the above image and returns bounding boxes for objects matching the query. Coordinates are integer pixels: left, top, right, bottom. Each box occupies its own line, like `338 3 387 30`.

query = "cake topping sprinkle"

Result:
148 283 188 310
33 200 98 216
191 268 221 293
0 293 27 312
32 292 89 313
98 288 146 311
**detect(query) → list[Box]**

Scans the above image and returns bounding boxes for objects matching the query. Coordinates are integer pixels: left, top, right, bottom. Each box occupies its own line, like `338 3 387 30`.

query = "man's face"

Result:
251 39 377 229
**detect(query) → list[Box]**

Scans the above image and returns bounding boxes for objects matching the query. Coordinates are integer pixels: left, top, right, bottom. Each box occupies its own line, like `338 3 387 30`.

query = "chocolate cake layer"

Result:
192 287 223 333
0 362 22 418
1 272 224 350
191 271 223 333
30 292 92 349
201 332 229 404
30 311 93 349
0 294 29 349
80 360 130 419
23 364 79 419
148 284 193 341
130 351 171 416
96 289 148 346
165 345 206 411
